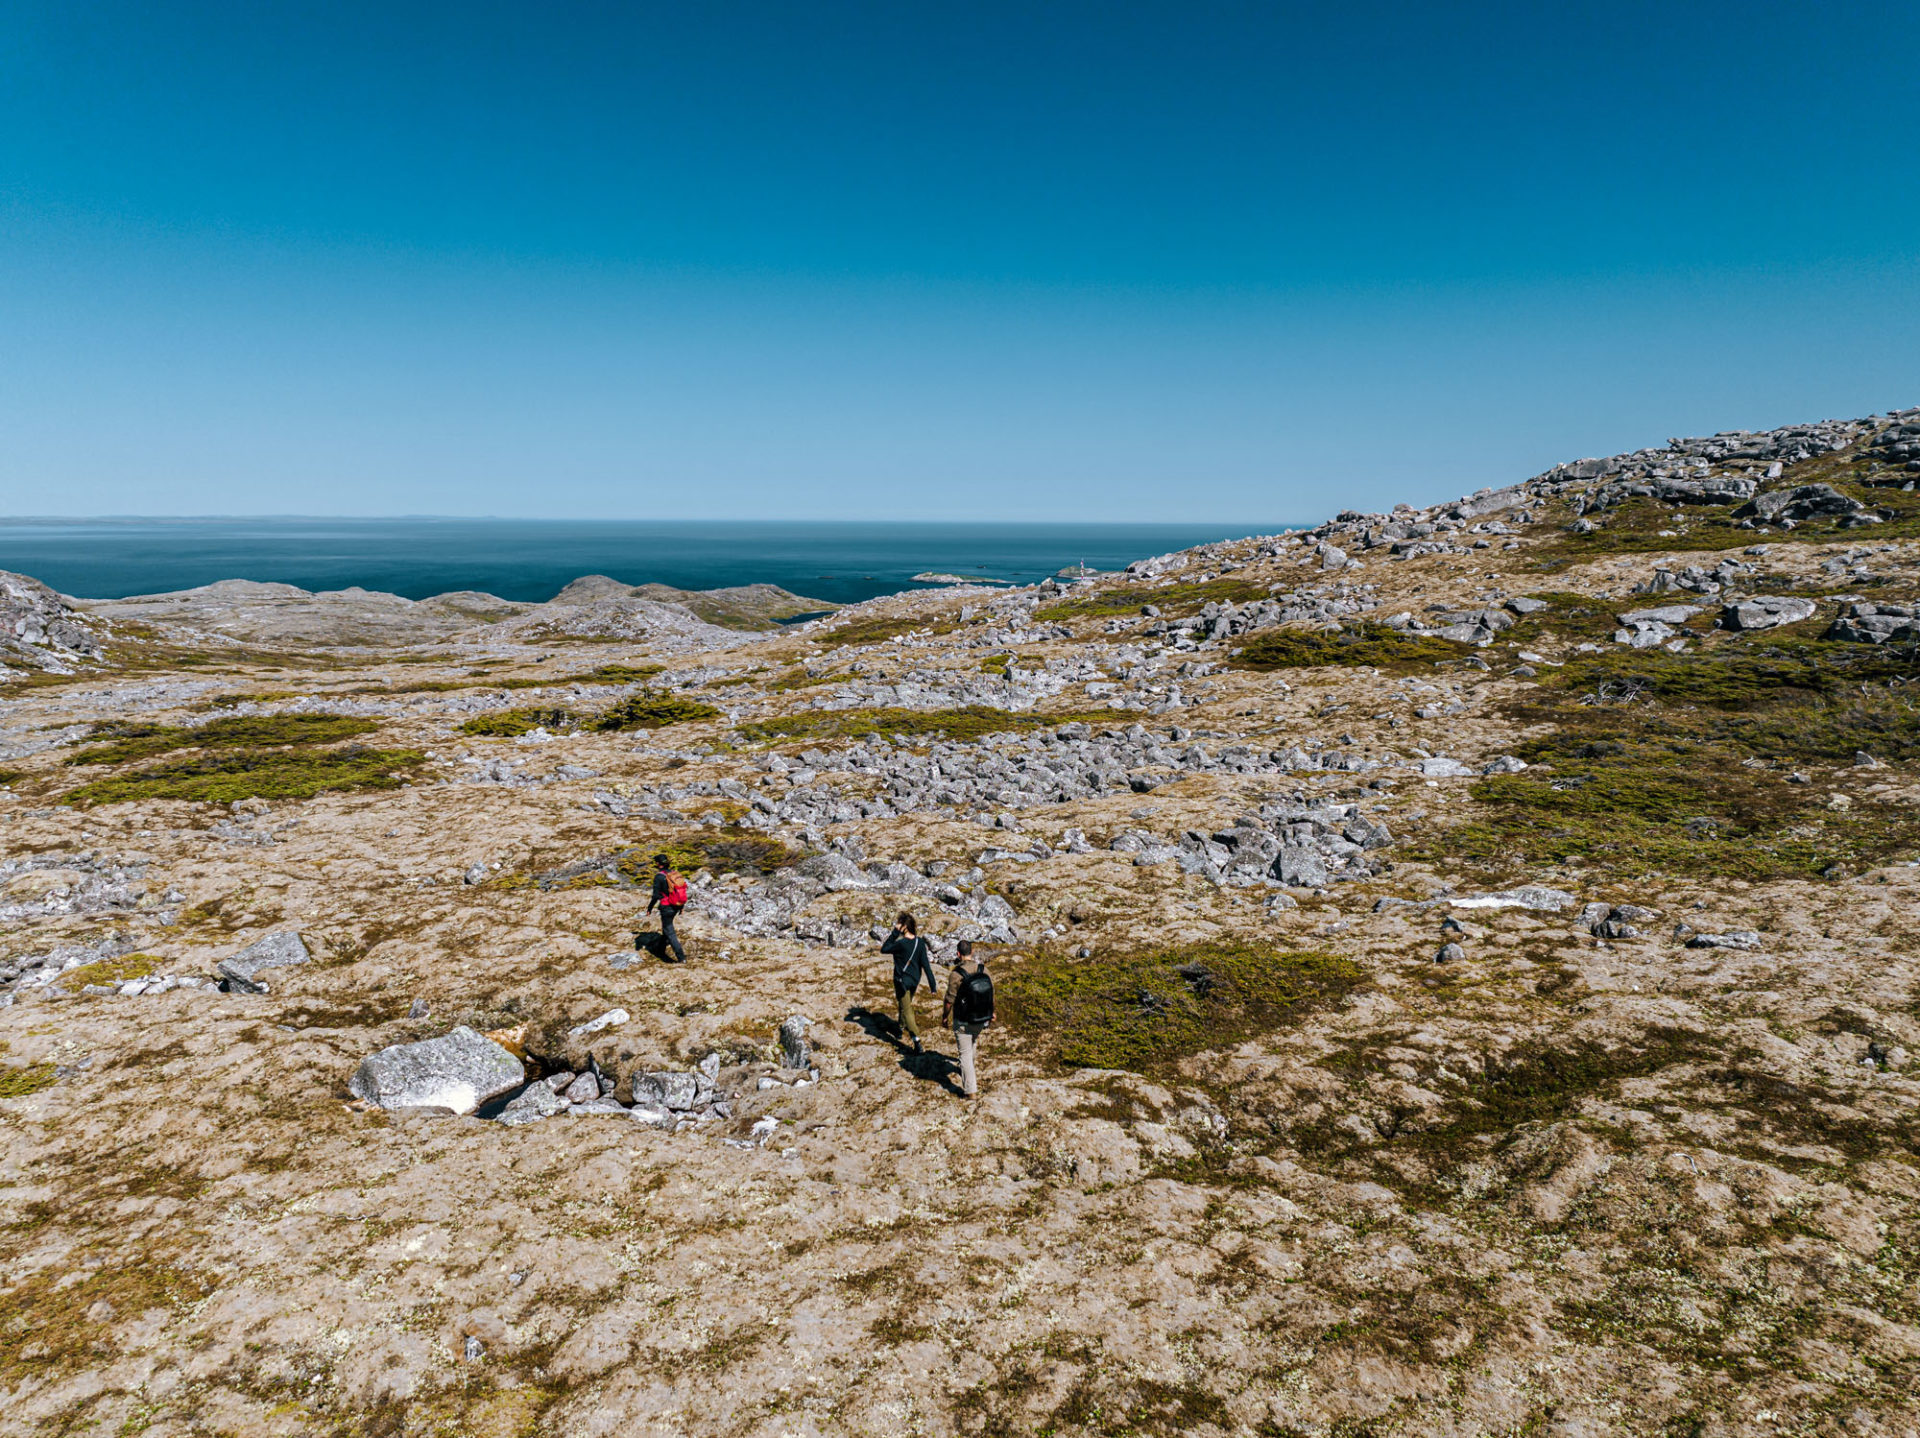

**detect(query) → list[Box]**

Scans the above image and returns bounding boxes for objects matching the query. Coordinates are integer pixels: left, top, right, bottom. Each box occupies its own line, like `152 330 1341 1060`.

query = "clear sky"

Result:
2 0 1916 522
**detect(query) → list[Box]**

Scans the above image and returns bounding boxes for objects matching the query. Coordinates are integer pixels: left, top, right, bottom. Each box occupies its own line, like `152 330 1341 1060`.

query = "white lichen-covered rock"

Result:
349 1027 525 1114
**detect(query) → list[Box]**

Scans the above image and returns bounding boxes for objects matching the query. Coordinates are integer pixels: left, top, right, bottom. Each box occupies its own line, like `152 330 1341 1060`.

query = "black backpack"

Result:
953 967 994 1025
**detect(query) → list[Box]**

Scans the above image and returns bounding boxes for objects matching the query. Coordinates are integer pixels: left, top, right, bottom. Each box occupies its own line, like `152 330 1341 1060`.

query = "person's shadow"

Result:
845 1005 965 1096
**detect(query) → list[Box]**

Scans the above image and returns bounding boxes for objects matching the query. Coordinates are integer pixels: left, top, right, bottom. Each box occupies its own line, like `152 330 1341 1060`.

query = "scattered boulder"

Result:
1722 596 1816 631
1685 930 1762 951
1735 484 1861 523
1827 601 1918 644
350 1027 526 1114
497 1081 567 1126
1451 886 1577 913
217 931 312 991
779 1015 813 1070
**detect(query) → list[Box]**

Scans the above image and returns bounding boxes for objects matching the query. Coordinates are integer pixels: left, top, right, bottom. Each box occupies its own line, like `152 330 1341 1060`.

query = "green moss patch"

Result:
57 953 161 990
734 706 1112 746
0 1062 57 1099
815 612 962 648
459 689 718 738
1036 576 1269 623
458 706 580 737
66 713 378 765
63 745 425 806
1233 622 1469 672
507 832 804 891
995 941 1366 1073
591 691 721 731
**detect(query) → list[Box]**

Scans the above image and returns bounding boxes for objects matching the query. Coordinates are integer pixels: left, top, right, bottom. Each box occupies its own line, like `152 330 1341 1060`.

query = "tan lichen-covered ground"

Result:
3 414 1920 1437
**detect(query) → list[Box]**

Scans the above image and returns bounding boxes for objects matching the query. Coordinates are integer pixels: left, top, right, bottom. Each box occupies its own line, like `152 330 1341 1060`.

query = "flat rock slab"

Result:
1450 886 1578 913
217 931 311 986
350 1026 525 1115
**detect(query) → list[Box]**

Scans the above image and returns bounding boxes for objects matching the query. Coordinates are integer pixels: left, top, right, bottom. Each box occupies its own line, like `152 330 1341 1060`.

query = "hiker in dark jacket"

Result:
940 940 994 1098
646 853 688 962
879 911 938 1054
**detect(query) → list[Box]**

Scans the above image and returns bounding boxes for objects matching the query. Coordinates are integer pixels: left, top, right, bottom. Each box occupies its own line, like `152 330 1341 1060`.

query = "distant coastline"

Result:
0 516 1292 608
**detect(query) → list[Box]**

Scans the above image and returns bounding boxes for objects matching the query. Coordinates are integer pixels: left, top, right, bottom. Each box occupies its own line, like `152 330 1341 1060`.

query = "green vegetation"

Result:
505 832 803 891
1534 441 1920 565
1036 576 1269 623
815 612 961 648
0 768 23 787
0 1062 57 1099
592 690 721 731
584 663 667 683
767 666 839 692
734 705 1112 746
65 713 377 765
1408 638 1920 881
1233 621 1469 672
459 688 718 737
458 706 580 737
63 745 425 806
995 941 1366 1073
57 953 160 989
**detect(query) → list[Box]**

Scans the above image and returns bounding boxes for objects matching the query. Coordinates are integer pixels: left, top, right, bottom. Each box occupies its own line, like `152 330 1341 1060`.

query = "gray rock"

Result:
1435 942 1465 963
1506 597 1549 615
1418 757 1474 777
1272 845 1329 888
1685 930 1762 951
497 1081 567 1125
631 1071 700 1111
570 1097 631 1116
1451 885 1577 913
1596 919 1640 940
699 1052 722 1082
350 1026 525 1114
407 998 430 1020
1617 604 1704 627
1722 595 1816 631
1481 755 1528 775
562 1072 601 1103
543 1070 577 1093
217 931 311 987
1736 484 1861 523
779 1015 813 1070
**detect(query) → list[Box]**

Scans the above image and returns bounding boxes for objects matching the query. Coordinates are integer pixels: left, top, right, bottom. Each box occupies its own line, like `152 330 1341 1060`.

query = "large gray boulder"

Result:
1272 846 1329 888
349 1026 525 1114
217 931 312 989
1827 602 1917 644
779 1016 813 1070
1722 596 1816 631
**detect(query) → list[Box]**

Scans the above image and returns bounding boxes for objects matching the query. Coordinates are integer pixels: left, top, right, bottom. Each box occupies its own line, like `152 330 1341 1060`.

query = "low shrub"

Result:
66 713 378 765
1036 577 1269 623
734 706 1112 745
591 691 721 731
458 707 579 737
995 941 1366 1073
1234 622 1468 672
63 746 425 806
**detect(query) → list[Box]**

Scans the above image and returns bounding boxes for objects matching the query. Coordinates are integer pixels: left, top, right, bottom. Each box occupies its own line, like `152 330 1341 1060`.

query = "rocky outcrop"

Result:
1 571 105 673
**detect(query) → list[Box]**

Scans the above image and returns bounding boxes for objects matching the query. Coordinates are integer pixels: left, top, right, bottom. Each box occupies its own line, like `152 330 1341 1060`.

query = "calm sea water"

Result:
0 518 1293 607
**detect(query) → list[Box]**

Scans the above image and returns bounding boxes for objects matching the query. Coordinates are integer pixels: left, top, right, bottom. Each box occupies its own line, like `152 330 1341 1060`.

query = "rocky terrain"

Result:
4 406 1920 1437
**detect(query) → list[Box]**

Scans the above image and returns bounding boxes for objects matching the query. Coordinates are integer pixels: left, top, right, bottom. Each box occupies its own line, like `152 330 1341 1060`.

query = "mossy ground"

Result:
815 612 961 648
56 954 160 989
1036 576 1271 623
1233 622 1469 672
459 689 719 737
0 1062 57 1099
995 941 1366 1072
734 706 1113 746
63 746 426 806
1533 440 1920 565
1409 637 1920 881
65 713 377 765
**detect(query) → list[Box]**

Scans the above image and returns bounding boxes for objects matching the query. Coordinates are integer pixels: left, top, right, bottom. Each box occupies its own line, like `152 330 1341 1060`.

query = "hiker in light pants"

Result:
941 941 994 1099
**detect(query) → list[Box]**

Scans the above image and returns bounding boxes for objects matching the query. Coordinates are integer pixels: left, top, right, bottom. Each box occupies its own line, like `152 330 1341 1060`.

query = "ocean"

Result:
0 517 1293 607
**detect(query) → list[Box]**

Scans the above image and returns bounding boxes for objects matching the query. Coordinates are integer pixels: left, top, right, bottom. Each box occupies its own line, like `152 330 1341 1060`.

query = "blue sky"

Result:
2 0 1916 521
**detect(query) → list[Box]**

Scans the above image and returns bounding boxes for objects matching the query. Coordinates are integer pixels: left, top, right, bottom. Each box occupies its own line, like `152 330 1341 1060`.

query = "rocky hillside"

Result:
2 405 1918 1437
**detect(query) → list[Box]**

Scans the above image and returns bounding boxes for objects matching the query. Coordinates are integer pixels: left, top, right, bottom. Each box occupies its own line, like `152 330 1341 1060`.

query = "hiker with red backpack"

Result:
646 853 689 962
940 940 994 1099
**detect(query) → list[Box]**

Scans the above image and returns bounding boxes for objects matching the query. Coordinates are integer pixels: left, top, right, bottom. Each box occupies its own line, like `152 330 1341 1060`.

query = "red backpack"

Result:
661 871 688 906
